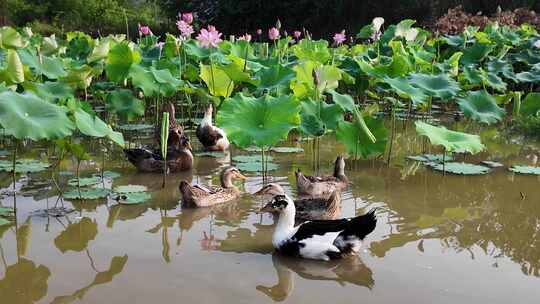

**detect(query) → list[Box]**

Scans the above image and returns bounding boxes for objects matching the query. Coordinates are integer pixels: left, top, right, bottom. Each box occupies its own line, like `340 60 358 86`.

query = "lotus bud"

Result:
276 19 281 30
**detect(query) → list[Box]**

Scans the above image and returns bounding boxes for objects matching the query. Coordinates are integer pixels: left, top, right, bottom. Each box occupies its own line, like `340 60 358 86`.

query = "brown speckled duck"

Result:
295 156 348 198
254 183 341 221
124 133 193 173
155 102 184 148
196 103 230 151
179 166 246 207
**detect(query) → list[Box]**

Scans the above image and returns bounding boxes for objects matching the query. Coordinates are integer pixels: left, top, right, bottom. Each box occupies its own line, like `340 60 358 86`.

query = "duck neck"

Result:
273 201 296 247
201 105 213 126
334 162 345 179
220 173 235 189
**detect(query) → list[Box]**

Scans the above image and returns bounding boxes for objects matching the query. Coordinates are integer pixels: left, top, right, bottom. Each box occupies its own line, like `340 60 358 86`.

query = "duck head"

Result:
260 194 293 214
220 166 247 188
253 183 286 196
334 155 346 177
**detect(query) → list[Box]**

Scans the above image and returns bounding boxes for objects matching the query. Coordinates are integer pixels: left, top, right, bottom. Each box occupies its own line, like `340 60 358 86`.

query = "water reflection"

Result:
257 254 374 301
54 217 97 253
0 258 51 304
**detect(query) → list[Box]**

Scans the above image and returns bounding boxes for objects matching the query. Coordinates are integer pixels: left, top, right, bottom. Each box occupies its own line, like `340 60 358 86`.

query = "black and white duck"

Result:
254 183 341 221
196 103 229 151
260 194 376 261
295 156 349 198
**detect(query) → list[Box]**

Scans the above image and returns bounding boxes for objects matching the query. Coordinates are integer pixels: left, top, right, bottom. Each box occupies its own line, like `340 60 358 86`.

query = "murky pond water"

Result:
0 123 539 304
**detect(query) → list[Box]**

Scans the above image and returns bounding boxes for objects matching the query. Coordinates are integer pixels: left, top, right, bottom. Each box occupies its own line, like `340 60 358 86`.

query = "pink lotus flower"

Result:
268 27 280 40
138 24 152 36
196 25 223 48
238 33 252 42
176 20 194 38
333 30 346 45
181 12 194 24
293 31 302 39
256 29 262 35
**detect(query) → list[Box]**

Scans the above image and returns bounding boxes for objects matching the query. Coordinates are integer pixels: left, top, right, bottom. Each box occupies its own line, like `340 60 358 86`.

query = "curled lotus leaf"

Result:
63 188 110 200
409 73 460 100
67 177 102 187
415 121 484 154
457 91 506 125
509 165 540 175
113 185 147 193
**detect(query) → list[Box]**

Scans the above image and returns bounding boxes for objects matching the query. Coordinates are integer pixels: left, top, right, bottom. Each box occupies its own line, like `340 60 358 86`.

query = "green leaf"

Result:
0 91 75 140
256 64 295 94
61 65 93 89
232 155 274 163
63 188 110 200
457 91 506 124
0 27 26 49
74 108 125 146
300 98 343 135
129 64 159 97
87 39 110 63
409 73 460 100
235 162 278 172
200 64 234 98
106 43 140 83
161 112 169 159
329 90 376 143
67 177 102 187
461 43 494 66
292 39 331 63
270 147 304 153
428 162 491 175
336 116 388 159
407 154 454 163
383 76 428 105
415 121 484 154
216 93 300 148
7 49 24 83
520 93 540 117
113 185 147 193
314 65 341 93
0 159 49 173
106 89 144 121
509 165 540 175
0 218 10 226
394 19 417 38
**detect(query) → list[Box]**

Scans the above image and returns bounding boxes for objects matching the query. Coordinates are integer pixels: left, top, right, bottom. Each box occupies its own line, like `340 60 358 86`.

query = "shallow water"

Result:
0 124 539 304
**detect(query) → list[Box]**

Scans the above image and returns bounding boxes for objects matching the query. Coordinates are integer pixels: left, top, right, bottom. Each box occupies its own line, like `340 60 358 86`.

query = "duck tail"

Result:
178 180 194 203
352 209 377 240
124 148 152 164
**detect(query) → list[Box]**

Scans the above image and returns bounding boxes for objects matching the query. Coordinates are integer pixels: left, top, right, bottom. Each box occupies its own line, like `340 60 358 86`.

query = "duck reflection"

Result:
50 255 128 304
256 253 374 301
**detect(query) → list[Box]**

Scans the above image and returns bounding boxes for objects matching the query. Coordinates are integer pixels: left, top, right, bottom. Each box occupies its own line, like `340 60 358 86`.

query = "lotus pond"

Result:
1 15 540 304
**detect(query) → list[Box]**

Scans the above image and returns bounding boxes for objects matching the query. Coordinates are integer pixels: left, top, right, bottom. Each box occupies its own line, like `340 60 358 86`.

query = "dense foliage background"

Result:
3 0 540 37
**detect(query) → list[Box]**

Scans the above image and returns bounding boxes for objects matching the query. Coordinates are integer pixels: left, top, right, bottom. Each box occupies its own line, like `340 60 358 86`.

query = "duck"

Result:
295 156 348 198
156 102 184 149
254 183 341 222
260 194 376 261
179 166 246 208
124 132 193 173
196 103 230 151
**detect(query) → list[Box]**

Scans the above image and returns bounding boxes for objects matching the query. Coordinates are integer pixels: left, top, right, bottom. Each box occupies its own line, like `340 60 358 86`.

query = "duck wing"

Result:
196 125 223 147
124 148 162 163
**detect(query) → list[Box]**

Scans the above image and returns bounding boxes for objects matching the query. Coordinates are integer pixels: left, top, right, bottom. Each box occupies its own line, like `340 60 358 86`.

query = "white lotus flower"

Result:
405 28 419 42
534 40 540 49
372 17 385 33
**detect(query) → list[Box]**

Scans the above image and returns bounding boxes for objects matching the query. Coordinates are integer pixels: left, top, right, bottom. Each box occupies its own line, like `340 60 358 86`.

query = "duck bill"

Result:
236 172 247 180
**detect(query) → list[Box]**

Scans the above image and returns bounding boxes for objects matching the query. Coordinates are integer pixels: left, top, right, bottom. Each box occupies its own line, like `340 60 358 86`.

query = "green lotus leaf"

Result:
520 93 540 117
54 217 97 252
150 67 183 95
200 63 234 98
428 162 491 175
415 121 484 154
314 65 341 93
407 154 454 163
0 218 10 226
116 192 151 205
117 123 154 131
270 147 304 153
383 76 428 105
482 70 507 92
336 116 388 159
356 24 374 39
233 155 274 163
0 91 75 140
487 59 517 82
481 160 504 168
94 171 121 179
329 90 376 143
106 89 144 121
0 159 49 173
68 177 102 187
291 60 317 98
106 43 141 83
74 109 125 146
7 49 24 84
0 27 26 49
19 51 67 79
292 39 331 64
61 65 93 89
113 185 147 193
409 73 460 100
25 81 74 102
457 91 506 124
256 64 295 94
461 43 494 66
394 19 416 38
216 93 300 148
183 40 213 59
87 39 110 63
235 161 278 172
220 60 257 86
0 206 14 217
129 64 160 97
194 151 227 158
509 165 540 175
63 188 110 200
516 71 540 83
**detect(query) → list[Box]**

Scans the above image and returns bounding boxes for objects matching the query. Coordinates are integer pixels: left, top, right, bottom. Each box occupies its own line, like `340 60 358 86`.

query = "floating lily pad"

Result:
63 188 110 200
481 161 504 168
270 147 304 153
68 176 102 187
0 206 14 217
94 171 121 179
117 123 154 131
235 162 278 172
242 146 262 152
428 162 490 175
233 155 274 163
115 192 151 205
407 154 454 163
113 185 147 193
509 165 540 175
0 159 49 173
0 218 11 226
195 151 227 158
